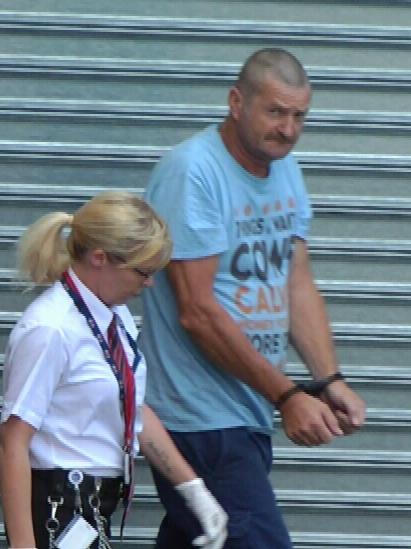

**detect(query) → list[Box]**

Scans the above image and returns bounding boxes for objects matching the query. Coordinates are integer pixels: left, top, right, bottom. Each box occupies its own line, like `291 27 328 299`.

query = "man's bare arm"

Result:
288 239 366 432
167 256 343 445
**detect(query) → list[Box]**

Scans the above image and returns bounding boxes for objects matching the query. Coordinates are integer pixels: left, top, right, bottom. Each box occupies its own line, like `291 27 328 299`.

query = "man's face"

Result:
231 76 311 164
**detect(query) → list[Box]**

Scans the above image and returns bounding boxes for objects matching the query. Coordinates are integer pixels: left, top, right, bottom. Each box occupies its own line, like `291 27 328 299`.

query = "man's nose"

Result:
278 114 295 139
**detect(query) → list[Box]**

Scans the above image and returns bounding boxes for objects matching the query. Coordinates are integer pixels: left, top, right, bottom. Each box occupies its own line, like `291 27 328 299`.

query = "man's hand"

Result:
322 381 366 434
280 391 343 446
176 478 228 549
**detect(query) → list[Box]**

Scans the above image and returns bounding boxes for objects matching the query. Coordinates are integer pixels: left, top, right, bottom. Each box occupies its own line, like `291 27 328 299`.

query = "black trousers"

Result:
29 469 123 549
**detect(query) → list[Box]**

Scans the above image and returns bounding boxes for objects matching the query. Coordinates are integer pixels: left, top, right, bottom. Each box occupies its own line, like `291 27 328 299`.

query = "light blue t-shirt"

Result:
140 124 312 434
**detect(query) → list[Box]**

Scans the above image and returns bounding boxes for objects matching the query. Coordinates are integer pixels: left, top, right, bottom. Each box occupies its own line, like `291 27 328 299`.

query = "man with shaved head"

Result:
141 48 366 548
238 48 309 92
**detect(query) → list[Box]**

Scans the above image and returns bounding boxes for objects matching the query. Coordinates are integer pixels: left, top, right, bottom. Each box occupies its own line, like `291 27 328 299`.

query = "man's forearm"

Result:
179 298 295 405
289 282 339 379
288 240 339 380
167 257 296 406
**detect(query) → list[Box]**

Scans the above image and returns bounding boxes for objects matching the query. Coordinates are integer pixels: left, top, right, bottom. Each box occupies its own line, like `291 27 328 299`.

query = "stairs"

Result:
0 1 410 547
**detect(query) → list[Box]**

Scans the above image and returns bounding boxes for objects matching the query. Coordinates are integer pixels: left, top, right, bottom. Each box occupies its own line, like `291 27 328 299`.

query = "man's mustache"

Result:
264 134 294 145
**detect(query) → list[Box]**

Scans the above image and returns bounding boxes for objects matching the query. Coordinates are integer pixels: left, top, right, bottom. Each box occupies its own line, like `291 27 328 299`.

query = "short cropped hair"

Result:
236 48 310 98
18 190 172 284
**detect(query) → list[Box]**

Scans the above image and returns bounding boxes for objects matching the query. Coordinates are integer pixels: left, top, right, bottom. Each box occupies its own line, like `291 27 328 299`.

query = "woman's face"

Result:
83 250 157 306
101 261 156 306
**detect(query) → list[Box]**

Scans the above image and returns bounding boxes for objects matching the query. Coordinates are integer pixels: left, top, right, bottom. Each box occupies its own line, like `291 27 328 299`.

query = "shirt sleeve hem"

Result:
1 404 42 429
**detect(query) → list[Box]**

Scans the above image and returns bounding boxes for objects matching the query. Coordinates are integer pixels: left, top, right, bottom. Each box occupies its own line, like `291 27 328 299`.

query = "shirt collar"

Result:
68 267 115 336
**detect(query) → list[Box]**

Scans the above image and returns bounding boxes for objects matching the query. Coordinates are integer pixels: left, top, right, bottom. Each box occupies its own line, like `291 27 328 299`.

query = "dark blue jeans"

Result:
151 428 293 549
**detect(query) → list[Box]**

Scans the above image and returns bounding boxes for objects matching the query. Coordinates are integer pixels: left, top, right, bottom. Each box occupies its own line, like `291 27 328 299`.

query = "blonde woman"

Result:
0 191 227 549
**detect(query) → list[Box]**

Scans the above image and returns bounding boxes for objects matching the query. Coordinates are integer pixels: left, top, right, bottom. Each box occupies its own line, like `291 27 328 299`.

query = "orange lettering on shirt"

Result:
235 286 253 314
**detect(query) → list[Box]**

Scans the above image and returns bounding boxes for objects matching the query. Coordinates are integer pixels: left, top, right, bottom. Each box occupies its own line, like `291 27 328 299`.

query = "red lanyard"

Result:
61 270 140 452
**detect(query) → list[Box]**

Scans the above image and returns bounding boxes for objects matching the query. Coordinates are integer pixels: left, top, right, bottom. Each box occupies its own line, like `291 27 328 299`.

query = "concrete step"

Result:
65 0 409 27
2 183 411 240
4 0 410 27
0 12 410 72
1 526 411 549
2 304 411 365
100 486 411 537
4 272 411 326
1 103 411 156
310 236 411 282
0 141 408 194
0 55 409 111
134 447 411 495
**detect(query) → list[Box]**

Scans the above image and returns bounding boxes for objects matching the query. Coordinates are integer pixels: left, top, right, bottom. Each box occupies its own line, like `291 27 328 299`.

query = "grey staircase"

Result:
0 1 410 547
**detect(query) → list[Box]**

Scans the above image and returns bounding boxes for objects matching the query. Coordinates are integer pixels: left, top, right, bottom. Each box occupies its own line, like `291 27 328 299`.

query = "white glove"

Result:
176 478 228 549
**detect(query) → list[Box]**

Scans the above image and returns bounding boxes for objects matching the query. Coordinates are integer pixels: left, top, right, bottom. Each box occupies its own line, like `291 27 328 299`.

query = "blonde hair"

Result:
18 191 172 284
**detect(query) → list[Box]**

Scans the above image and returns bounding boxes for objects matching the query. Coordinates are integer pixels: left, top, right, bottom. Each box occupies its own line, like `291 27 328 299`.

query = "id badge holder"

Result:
124 451 131 485
54 514 98 549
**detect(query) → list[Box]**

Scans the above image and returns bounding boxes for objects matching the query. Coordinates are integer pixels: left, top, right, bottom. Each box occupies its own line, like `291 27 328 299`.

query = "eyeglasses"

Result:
109 253 156 279
133 267 156 279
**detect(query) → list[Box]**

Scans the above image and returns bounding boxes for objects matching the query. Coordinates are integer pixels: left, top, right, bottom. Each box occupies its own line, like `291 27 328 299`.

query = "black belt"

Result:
32 468 123 508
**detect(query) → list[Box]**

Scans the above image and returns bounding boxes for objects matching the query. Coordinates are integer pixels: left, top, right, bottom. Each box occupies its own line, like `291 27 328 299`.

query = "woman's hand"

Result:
176 478 228 549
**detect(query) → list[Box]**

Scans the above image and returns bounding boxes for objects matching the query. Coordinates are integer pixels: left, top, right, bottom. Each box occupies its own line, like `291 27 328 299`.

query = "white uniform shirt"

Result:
1 268 146 476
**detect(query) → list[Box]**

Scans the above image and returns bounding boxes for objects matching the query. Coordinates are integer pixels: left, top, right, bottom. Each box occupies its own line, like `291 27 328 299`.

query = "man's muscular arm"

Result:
167 256 343 445
288 239 366 433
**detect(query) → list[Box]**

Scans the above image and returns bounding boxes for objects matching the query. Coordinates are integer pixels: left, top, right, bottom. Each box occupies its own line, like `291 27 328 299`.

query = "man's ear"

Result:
89 248 108 269
228 86 243 121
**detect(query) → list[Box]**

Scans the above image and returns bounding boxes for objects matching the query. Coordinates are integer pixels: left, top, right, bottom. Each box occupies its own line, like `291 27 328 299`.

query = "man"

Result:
140 48 366 548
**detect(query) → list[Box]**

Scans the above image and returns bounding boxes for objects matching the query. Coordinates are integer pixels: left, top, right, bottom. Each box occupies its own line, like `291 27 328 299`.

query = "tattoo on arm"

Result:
146 440 173 476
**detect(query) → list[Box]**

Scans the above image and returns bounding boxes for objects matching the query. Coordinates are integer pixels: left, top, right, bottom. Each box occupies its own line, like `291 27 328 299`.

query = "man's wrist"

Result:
298 371 346 397
277 372 346 408
318 371 345 392
275 385 304 410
